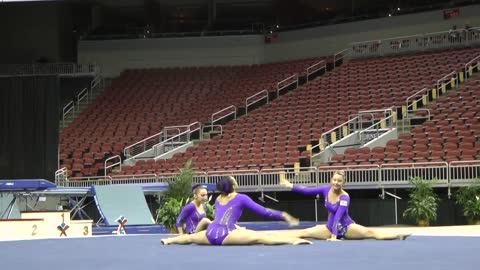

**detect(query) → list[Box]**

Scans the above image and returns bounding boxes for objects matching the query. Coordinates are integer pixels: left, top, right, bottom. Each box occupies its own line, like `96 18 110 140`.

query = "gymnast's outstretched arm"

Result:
279 173 329 196
175 203 195 234
291 185 330 196
238 194 299 226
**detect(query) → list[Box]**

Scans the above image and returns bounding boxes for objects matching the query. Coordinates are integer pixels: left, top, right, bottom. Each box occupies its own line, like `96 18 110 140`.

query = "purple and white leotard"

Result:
176 203 207 234
292 185 355 238
205 193 284 245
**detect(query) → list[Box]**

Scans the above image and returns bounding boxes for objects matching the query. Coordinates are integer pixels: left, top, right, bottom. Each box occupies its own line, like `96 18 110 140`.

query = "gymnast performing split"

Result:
161 176 312 245
175 184 212 235
277 170 411 241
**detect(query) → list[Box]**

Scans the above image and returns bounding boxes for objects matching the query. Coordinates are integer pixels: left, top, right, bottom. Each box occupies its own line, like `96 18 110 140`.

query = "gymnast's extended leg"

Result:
221 229 312 245
194 218 212 233
344 224 411 240
161 231 210 245
265 224 332 240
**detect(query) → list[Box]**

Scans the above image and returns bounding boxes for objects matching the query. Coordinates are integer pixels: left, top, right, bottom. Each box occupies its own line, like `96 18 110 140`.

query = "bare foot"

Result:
293 239 313 245
279 173 293 189
399 234 411 240
160 239 170 245
326 237 341 241
283 212 300 227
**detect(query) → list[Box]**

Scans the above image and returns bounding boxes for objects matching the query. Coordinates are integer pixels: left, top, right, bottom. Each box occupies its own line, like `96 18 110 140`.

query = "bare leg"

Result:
161 231 210 245
345 224 411 240
265 225 332 240
194 218 212 233
222 229 312 245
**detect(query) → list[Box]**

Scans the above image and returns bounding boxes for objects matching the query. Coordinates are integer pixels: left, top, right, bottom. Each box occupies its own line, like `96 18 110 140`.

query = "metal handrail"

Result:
436 70 457 92
333 49 349 69
152 129 191 158
358 114 394 144
211 105 237 128
206 169 260 175
260 167 319 189
358 107 395 120
54 167 69 186
124 131 164 157
464 54 480 80
406 108 431 121
406 87 429 105
380 162 450 190
348 27 480 59
306 60 326 81
59 75 102 130
110 173 158 179
62 101 75 128
382 33 423 42
56 160 480 190
69 175 112 182
202 124 223 136
310 116 360 160
404 87 431 131
261 167 319 173
358 108 394 115
318 164 381 186
245 90 269 115
187 122 201 133
448 160 480 193
0 63 97 76
55 167 68 176
76 87 89 114
277 73 298 87
349 30 443 46
310 108 393 163
380 161 448 168
276 73 299 97
104 155 122 177
356 112 375 127
91 75 101 90
449 160 480 167
163 124 193 130
124 123 199 159
322 118 356 140
162 127 181 140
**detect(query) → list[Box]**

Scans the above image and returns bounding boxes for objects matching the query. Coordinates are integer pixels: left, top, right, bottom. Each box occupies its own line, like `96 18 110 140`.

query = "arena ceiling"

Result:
3 0 469 33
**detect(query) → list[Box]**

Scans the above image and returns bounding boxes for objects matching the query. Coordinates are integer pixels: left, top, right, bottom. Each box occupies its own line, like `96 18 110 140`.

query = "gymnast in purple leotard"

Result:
292 184 355 239
204 182 285 245
279 170 410 241
161 176 312 246
175 184 211 235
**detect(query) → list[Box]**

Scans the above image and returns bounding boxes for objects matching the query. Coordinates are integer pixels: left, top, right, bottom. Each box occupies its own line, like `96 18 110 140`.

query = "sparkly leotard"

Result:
292 185 354 238
205 193 283 245
176 203 207 234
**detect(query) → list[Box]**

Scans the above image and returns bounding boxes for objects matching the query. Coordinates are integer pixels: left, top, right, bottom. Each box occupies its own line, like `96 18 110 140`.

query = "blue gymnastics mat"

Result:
92 185 155 225
0 234 478 270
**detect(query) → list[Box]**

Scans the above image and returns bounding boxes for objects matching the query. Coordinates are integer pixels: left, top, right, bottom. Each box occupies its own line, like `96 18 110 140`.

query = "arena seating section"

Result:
60 47 480 177
59 58 325 177
329 78 480 166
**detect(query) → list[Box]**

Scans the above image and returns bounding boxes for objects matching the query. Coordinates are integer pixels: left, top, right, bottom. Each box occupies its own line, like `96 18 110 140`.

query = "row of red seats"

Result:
60 57 327 177
329 78 480 165
129 48 480 174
